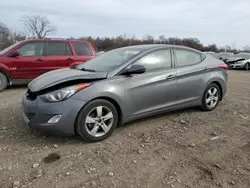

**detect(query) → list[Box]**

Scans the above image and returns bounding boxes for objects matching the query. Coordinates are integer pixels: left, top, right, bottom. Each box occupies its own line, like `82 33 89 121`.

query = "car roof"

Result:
119 44 201 53
22 39 90 44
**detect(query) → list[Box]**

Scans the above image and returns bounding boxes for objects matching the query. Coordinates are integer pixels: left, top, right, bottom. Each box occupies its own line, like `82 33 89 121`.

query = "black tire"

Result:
76 99 118 142
245 63 250 70
200 83 221 111
0 72 8 92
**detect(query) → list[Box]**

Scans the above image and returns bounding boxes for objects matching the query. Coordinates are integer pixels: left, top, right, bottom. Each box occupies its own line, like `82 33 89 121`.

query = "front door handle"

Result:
166 75 176 80
67 57 73 61
36 59 43 62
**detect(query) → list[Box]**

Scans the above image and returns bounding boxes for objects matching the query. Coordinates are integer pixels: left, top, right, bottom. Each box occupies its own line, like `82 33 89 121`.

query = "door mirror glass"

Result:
124 65 146 75
12 51 20 57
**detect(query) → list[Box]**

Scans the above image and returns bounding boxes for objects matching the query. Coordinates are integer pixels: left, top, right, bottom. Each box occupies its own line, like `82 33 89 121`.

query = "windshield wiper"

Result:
80 68 96 72
71 66 96 72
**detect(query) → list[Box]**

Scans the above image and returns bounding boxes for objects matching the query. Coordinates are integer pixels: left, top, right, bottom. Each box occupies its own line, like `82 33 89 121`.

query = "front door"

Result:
124 49 178 118
10 41 45 80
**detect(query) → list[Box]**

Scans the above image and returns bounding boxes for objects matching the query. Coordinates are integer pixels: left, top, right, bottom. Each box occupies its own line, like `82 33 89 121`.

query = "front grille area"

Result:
26 113 36 121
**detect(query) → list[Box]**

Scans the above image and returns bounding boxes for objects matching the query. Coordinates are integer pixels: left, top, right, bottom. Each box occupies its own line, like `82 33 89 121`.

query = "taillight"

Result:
218 64 228 71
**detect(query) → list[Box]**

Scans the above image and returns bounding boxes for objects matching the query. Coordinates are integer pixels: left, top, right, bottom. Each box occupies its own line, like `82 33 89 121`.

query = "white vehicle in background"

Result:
227 52 250 70
97 51 105 55
228 58 250 70
203 51 215 55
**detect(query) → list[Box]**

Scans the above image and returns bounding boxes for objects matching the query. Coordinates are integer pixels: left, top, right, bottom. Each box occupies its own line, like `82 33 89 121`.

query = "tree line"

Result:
1 14 249 53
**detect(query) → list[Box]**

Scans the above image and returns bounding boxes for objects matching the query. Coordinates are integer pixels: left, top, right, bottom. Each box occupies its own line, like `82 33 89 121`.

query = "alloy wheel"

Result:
205 87 219 108
246 63 249 70
85 106 114 137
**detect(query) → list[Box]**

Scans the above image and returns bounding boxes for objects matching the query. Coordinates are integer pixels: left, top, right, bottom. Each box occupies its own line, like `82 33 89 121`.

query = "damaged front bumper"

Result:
22 93 86 136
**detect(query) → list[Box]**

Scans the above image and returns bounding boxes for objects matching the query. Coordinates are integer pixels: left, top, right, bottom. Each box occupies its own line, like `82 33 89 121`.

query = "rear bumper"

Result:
22 95 86 136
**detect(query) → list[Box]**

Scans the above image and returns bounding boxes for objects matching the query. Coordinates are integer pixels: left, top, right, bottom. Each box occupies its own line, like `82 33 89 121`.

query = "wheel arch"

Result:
205 77 226 101
74 96 124 134
0 64 11 83
91 96 123 127
210 81 223 101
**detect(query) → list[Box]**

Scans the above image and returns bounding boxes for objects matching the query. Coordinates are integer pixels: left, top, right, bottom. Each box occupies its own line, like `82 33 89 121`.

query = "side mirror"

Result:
11 51 20 57
123 64 146 75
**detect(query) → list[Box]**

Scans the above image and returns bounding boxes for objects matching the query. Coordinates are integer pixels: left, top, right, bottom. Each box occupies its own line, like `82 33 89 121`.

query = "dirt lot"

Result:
0 71 249 188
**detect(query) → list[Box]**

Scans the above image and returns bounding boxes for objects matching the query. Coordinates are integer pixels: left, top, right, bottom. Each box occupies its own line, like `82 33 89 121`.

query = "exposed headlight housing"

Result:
41 83 91 102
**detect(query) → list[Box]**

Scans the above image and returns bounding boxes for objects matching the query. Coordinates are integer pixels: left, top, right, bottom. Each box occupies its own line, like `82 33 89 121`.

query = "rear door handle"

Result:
67 57 73 61
36 59 43 62
166 75 176 80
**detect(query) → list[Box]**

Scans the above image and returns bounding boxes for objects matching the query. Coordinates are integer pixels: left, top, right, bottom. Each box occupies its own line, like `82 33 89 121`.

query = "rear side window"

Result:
47 42 72 56
72 42 93 56
175 49 202 67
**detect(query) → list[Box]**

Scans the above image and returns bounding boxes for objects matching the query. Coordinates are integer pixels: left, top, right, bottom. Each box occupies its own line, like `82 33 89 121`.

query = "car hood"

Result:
226 57 245 62
28 68 108 92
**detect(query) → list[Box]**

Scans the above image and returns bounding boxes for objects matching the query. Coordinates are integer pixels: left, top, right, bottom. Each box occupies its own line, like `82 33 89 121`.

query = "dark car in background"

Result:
0 38 96 91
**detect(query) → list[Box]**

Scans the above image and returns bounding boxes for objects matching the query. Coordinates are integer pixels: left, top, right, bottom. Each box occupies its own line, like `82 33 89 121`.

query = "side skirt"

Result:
10 79 32 85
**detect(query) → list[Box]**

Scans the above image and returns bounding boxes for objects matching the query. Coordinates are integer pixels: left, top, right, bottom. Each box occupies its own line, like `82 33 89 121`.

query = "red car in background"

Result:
0 38 96 91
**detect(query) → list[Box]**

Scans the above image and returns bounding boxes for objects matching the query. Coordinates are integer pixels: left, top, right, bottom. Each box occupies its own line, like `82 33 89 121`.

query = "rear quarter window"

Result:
174 49 203 67
72 42 93 56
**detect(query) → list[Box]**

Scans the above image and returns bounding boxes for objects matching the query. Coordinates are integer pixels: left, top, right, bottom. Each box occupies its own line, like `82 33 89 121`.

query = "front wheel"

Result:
0 72 8 92
245 63 250 70
200 83 221 111
76 99 118 142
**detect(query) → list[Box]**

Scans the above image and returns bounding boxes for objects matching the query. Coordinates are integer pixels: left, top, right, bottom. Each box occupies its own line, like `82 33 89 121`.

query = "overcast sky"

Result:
1 0 250 48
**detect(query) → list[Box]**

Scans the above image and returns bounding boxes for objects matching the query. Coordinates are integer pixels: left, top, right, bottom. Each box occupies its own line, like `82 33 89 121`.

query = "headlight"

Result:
41 83 91 102
236 61 243 64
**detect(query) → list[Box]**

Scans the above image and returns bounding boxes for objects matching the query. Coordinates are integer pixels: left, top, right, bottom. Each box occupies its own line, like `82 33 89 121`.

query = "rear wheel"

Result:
200 83 221 111
0 72 8 92
76 99 118 142
245 62 250 70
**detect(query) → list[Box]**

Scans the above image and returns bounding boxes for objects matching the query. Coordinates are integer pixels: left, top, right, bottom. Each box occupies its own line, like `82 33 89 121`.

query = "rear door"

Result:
174 48 211 106
10 41 45 79
44 41 74 73
71 41 95 65
124 49 178 118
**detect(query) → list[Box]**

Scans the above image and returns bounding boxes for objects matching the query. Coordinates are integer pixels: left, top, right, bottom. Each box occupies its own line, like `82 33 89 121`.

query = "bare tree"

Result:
20 14 56 39
243 45 250 52
0 23 15 49
0 22 26 50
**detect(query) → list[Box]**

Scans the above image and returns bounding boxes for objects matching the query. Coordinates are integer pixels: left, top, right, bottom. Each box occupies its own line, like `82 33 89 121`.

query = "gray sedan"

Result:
22 45 228 142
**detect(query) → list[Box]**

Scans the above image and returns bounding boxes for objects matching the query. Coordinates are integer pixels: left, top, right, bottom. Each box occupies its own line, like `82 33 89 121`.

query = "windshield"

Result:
76 48 143 72
0 41 23 55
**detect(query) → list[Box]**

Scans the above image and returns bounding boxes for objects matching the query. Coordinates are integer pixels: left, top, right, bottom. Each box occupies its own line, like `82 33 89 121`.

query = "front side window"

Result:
134 49 172 72
16 42 44 56
175 49 202 67
72 42 93 55
47 42 72 56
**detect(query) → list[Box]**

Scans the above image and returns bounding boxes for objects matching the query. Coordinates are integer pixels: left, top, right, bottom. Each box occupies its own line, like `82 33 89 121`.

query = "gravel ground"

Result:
0 71 249 188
